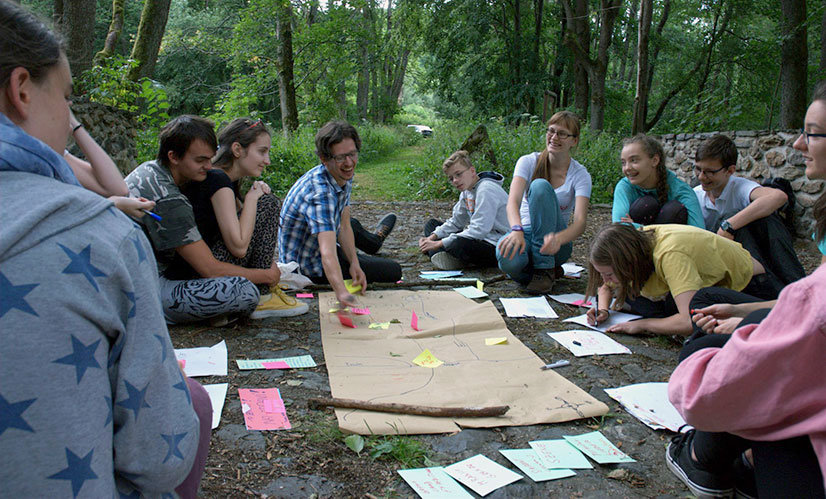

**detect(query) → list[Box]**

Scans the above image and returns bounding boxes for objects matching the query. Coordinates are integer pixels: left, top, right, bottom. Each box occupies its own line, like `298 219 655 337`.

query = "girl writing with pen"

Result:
583 223 780 336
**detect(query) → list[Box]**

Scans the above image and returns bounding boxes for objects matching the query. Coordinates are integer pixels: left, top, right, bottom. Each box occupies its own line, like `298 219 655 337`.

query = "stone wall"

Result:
659 130 824 238
68 101 139 177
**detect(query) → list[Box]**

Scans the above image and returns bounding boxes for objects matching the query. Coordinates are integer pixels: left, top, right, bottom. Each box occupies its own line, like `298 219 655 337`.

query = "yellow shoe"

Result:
250 287 309 319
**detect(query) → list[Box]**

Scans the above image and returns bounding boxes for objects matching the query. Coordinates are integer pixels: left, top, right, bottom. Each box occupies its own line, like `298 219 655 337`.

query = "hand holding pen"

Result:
586 301 610 326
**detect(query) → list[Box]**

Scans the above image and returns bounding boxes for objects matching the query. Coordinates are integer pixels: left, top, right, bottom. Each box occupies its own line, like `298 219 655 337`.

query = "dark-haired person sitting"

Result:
0 2 210 497
693 134 804 286
181 117 307 318
126 115 290 324
279 121 402 308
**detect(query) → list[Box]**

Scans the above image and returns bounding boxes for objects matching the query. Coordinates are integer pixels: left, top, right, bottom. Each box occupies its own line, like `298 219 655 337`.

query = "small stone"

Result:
765 150 786 167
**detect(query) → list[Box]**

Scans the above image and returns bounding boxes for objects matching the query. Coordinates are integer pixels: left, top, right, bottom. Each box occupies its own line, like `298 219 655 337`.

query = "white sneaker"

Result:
250 287 309 319
431 251 464 270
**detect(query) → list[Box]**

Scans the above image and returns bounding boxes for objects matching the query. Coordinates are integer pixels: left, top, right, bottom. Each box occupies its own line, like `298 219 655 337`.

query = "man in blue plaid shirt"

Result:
278 121 401 306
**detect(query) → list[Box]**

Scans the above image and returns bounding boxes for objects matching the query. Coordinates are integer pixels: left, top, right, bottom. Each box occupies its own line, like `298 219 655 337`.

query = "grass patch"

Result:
353 144 428 201
341 433 434 468
302 411 344 444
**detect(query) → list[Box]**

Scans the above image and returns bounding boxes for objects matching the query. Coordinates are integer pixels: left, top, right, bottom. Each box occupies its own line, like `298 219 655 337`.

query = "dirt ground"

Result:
170 201 822 498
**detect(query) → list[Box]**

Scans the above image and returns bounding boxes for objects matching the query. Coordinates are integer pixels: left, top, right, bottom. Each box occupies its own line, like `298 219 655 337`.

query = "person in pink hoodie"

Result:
666 82 826 499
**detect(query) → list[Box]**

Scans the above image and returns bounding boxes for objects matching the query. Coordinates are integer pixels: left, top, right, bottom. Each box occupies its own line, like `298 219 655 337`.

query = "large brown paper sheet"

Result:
319 290 608 435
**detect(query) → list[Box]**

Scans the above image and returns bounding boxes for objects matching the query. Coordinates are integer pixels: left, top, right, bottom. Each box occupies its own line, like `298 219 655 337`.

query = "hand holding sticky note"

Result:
344 279 362 294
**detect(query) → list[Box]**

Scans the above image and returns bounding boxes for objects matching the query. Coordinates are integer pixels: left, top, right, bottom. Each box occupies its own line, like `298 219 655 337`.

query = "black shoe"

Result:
665 429 734 498
375 213 397 240
732 452 757 499
525 268 555 294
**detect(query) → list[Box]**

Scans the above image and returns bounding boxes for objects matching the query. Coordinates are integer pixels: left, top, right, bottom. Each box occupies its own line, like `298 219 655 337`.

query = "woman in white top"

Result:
496 111 592 294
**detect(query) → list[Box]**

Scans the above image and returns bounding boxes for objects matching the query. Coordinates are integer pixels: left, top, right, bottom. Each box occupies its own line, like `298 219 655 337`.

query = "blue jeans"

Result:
496 178 572 285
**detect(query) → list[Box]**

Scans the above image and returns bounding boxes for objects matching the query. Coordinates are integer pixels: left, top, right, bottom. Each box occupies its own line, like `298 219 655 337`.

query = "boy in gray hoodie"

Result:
419 150 510 270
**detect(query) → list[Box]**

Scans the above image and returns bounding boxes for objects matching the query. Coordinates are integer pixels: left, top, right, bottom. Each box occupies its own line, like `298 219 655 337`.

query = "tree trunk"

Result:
53 0 64 25
276 0 298 134
643 0 670 102
779 0 807 129
631 0 651 135
561 0 591 119
513 0 522 110
94 0 126 65
561 0 621 130
62 0 97 75
821 6 826 76
356 6 371 120
127 0 172 81
617 0 638 81
530 0 544 114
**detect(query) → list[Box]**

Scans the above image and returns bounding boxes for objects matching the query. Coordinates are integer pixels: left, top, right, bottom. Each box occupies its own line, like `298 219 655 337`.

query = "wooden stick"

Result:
308 397 509 418
309 274 508 291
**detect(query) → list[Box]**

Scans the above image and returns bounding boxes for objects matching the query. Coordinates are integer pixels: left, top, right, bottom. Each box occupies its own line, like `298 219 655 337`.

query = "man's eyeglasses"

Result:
693 164 726 176
547 127 576 140
331 151 358 164
447 168 471 182
799 129 826 144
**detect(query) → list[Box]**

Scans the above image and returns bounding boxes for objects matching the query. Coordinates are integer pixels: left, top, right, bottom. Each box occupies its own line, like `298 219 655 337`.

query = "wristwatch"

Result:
511 225 524 232
720 219 735 234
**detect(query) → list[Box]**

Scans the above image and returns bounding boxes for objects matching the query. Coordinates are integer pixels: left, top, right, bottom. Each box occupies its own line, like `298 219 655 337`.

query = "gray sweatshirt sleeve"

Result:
441 182 506 249
432 198 469 239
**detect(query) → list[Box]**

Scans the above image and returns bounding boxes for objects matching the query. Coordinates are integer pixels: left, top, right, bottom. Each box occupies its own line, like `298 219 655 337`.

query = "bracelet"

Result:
72 123 83 133
598 308 610 315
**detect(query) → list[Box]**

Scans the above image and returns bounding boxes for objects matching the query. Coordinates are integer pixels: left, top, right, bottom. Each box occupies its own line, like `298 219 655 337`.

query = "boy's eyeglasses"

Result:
799 129 826 144
447 168 471 182
331 151 358 164
693 165 726 176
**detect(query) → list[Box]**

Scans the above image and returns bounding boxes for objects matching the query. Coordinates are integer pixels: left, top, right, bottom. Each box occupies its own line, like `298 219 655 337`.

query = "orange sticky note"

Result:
338 313 356 328
411 311 420 331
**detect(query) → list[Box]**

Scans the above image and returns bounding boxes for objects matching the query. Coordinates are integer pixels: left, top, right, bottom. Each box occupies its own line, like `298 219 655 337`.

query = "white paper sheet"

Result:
397 467 473 498
499 449 576 482
499 297 558 318
203 383 228 429
604 382 688 432
444 454 523 496
563 311 642 333
454 286 489 299
547 330 632 357
548 293 593 307
528 440 593 469
562 263 585 277
174 340 228 377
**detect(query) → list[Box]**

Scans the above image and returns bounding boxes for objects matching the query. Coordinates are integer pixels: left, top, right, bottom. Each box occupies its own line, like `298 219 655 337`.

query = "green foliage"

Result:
342 433 431 468
77 56 171 164
400 121 622 203
261 123 418 197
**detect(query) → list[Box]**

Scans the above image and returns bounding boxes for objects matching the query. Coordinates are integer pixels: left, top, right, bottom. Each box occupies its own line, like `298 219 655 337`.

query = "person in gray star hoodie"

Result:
0 3 209 496
419 150 510 269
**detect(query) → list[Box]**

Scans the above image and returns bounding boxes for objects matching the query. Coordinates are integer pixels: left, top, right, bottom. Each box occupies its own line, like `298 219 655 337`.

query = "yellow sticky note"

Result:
369 322 391 330
485 337 508 346
328 307 340 313
344 279 362 294
476 280 484 291
412 349 443 368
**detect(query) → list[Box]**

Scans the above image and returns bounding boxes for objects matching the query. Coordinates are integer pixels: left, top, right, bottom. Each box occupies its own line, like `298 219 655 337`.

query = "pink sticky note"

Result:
338 313 356 328
571 299 593 307
179 359 186 369
396 280 403 284
262 361 290 369
350 307 370 315
238 388 291 430
411 311 420 331
296 293 314 298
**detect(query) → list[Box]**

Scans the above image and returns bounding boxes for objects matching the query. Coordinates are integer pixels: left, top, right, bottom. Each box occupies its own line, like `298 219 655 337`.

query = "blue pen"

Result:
143 209 162 221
